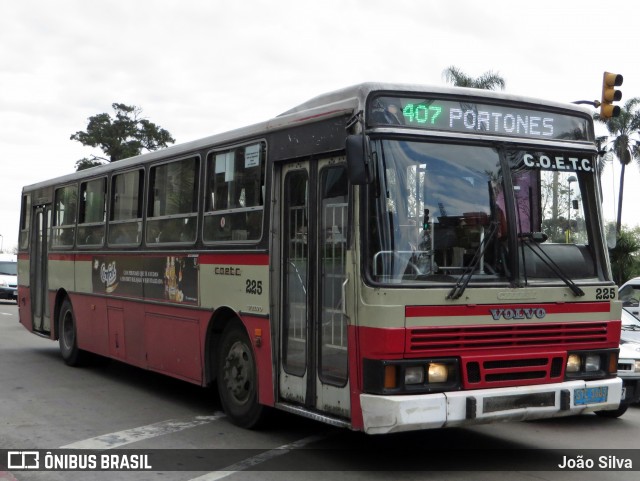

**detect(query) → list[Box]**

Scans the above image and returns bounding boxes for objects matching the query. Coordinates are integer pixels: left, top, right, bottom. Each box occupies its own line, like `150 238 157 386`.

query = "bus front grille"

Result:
408 322 610 352
464 356 565 387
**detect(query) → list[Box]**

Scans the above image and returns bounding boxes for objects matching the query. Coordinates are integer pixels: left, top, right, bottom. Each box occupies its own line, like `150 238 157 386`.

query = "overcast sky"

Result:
1 0 639 252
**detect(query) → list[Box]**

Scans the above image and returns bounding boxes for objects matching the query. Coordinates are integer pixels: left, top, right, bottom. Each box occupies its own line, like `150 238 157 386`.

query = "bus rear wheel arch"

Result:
216 319 265 428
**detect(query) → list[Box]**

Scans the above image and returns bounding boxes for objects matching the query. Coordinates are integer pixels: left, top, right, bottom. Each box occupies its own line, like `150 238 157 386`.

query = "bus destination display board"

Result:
369 96 592 141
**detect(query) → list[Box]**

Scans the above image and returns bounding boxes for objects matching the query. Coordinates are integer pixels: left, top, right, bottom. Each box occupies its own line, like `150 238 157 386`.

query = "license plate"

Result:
574 386 608 405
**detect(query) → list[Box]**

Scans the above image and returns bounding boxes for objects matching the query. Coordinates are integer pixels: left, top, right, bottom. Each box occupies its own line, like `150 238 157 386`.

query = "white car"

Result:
596 308 640 417
619 277 640 319
0 254 17 302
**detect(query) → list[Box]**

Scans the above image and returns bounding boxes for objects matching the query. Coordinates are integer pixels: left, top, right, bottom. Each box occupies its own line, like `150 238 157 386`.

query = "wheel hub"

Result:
223 341 253 404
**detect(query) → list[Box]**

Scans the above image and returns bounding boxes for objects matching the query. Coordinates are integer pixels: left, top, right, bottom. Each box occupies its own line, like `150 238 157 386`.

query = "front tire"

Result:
595 404 628 418
58 298 85 366
216 321 264 428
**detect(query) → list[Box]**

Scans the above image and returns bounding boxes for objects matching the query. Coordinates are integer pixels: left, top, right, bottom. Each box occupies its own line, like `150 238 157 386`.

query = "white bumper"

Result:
360 377 623 434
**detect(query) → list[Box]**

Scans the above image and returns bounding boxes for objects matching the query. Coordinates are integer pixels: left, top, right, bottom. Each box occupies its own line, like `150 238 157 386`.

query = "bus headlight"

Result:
428 363 448 383
566 354 581 372
585 354 601 372
363 358 460 394
565 349 617 379
405 366 425 385
635 361 640 373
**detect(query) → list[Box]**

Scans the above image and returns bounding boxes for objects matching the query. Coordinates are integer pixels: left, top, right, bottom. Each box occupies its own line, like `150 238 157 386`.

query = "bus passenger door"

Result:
30 205 51 334
278 157 350 420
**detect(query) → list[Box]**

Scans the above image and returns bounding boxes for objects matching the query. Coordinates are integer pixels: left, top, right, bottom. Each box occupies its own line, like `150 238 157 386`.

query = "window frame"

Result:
108 168 145 247
77 176 107 248
203 140 266 245
145 155 201 246
19 193 31 250
52 183 79 249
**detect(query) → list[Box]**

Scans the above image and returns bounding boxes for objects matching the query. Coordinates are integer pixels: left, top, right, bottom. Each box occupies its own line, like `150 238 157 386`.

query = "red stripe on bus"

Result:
357 326 406 358
47 253 93 262
43 252 270 266
48 253 75 261
406 302 611 318
199 253 269 265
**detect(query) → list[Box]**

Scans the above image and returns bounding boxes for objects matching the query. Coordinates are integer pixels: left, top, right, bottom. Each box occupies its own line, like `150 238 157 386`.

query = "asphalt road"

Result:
1 300 638 481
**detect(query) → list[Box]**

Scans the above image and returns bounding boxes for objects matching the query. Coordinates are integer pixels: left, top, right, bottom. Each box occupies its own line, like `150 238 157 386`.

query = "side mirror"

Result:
346 135 372 185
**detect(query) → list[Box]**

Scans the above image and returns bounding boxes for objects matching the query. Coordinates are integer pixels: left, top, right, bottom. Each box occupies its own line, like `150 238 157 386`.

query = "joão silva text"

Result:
558 455 632 470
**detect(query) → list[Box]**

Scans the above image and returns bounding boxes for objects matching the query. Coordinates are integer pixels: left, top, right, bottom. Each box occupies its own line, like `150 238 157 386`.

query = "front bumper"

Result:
360 377 622 434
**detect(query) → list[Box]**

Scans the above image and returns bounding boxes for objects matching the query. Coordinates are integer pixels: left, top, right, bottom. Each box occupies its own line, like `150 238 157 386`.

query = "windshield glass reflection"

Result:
367 141 507 284
366 141 604 286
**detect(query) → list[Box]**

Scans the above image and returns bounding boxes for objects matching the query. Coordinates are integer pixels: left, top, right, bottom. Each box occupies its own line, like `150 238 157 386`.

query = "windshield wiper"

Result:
447 222 499 300
622 325 640 331
518 233 584 297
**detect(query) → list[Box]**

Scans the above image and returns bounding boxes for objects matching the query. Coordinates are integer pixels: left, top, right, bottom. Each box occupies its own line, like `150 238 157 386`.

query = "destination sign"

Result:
368 96 592 141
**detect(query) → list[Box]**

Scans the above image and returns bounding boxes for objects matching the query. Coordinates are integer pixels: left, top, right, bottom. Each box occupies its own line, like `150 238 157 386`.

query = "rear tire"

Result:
216 321 264 428
58 298 86 366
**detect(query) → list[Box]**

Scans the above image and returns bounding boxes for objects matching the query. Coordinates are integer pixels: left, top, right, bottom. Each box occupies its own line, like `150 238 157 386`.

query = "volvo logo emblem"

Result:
489 307 546 320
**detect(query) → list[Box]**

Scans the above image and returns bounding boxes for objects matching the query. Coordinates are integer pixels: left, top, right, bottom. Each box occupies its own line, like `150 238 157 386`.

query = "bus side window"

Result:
108 169 143 246
203 142 265 243
146 157 199 245
77 177 106 247
19 194 31 250
52 184 78 248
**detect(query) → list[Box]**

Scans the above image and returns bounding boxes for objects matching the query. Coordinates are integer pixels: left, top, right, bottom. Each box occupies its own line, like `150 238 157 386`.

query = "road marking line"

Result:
60 413 226 449
187 433 329 481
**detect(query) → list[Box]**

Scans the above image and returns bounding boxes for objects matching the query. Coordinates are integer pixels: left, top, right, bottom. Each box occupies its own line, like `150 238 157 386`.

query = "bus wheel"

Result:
217 321 264 428
58 298 85 366
594 404 628 418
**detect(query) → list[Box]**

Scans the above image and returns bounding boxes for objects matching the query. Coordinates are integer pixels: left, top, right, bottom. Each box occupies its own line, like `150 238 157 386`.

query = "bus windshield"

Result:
366 139 601 286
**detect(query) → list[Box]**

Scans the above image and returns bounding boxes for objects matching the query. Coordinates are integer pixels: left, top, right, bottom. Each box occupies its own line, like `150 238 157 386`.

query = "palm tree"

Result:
609 228 640 285
595 98 640 234
442 66 506 90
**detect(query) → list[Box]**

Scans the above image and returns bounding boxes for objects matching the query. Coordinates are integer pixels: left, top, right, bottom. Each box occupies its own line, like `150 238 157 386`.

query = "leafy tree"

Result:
442 66 506 90
71 103 175 171
594 98 640 234
610 227 640 285
75 158 103 171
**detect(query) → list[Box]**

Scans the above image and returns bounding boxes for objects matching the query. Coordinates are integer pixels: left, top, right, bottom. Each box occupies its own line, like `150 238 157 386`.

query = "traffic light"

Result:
600 71 623 119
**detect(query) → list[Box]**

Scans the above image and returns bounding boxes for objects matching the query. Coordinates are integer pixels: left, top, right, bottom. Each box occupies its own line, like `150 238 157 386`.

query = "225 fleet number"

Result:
246 279 263 295
595 287 616 300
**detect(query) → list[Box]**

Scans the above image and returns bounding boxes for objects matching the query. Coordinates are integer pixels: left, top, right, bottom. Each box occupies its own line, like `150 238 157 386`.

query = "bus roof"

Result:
279 82 593 117
23 82 593 191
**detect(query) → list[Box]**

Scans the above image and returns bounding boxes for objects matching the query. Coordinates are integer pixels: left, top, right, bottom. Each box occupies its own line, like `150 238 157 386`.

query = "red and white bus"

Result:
18 83 623 433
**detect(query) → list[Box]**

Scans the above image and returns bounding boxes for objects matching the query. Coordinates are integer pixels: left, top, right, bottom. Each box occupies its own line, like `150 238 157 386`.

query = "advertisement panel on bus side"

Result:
91 254 198 304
